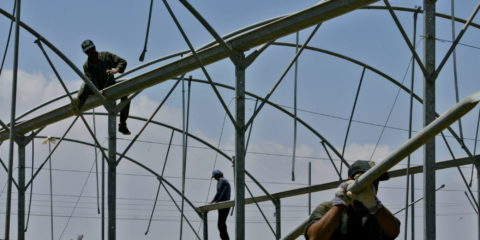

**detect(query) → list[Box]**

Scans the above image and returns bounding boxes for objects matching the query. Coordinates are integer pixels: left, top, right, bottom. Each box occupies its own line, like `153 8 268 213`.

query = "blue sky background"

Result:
1 0 480 239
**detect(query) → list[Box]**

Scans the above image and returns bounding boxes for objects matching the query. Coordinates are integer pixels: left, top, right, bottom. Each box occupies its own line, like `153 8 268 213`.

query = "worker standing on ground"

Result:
75 39 131 135
209 169 231 240
305 160 400 240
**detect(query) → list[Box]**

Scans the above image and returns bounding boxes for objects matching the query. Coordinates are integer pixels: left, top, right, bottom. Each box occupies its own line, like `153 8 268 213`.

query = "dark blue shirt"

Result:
212 177 231 202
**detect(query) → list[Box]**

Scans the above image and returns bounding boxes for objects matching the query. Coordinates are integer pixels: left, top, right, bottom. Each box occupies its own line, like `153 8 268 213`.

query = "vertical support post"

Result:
234 53 246 240
107 102 117 240
411 173 415 239
102 152 105 240
409 9 419 240
18 141 26 240
423 0 436 239
274 199 281 240
5 0 21 239
478 172 480 240
308 161 312 214
203 212 208 240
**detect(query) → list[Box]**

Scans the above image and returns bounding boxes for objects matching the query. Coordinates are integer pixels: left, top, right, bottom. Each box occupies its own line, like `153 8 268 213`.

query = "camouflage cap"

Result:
348 160 389 181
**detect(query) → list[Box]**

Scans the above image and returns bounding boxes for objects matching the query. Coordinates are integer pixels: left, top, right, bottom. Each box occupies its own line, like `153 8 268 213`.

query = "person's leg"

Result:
119 96 130 125
217 208 230 240
118 96 131 135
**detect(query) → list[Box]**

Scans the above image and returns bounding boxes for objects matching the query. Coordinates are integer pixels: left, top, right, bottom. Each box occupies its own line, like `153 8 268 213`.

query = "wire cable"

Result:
368 41 421 160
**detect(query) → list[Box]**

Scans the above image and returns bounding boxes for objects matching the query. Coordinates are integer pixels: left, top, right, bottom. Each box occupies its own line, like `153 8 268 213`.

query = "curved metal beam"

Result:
269 42 477 170
10 39 470 177
81 112 276 204
0 9 111 109
362 6 480 30
182 78 350 168
272 42 423 103
178 0 237 60
33 135 201 218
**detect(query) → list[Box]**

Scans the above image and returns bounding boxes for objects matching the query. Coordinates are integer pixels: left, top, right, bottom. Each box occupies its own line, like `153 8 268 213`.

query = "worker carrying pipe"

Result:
304 160 400 240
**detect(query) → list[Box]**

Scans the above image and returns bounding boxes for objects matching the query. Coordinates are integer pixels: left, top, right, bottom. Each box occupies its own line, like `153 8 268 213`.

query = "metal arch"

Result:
13 21 271 122
271 42 424 103
2 0 476 142
362 5 480 29
269 42 479 169
118 16 282 80
81 112 276 203
4 5 480 132
7 41 472 176
0 9 110 108
32 135 202 219
183 78 350 168
177 0 238 60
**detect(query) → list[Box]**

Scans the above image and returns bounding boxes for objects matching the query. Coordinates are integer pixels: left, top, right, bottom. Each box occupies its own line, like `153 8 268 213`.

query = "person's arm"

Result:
306 181 352 240
211 180 226 203
373 206 400 238
306 205 344 240
347 184 400 238
106 52 127 74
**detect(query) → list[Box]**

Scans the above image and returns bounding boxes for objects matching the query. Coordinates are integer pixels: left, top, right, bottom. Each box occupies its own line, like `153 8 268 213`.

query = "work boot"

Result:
118 123 131 135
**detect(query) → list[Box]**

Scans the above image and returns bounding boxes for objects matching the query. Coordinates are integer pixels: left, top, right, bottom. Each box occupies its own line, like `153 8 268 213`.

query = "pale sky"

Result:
1 0 480 239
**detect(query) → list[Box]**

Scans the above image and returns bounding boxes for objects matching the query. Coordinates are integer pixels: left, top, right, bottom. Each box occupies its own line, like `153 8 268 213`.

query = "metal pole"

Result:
424 0 436 239
49 141 54 240
308 161 311 214
234 54 246 240
275 199 281 240
478 171 480 240
411 170 415 239
292 31 299 181
108 102 117 240
203 212 208 240
18 141 26 240
450 0 464 144
5 0 20 238
102 145 105 240
408 8 419 240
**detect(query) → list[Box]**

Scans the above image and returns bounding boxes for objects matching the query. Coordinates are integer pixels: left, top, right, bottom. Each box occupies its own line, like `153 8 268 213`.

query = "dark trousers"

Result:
218 208 230 240
78 83 130 124
119 96 130 125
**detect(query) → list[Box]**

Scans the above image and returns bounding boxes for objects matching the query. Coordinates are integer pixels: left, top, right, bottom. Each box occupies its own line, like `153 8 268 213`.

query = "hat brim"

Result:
83 44 95 53
350 171 390 181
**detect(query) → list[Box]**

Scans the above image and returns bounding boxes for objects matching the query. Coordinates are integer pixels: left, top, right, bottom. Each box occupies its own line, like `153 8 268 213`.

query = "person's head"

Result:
348 160 389 192
81 39 97 60
211 169 223 180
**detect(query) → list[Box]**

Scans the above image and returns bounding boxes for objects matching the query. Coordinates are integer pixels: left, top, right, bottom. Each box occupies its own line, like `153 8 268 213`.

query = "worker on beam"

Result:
209 169 231 240
75 39 131 135
305 160 400 240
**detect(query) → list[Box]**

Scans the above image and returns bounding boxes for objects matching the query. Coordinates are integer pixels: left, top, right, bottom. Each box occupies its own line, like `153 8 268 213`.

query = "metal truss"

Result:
3 0 480 240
